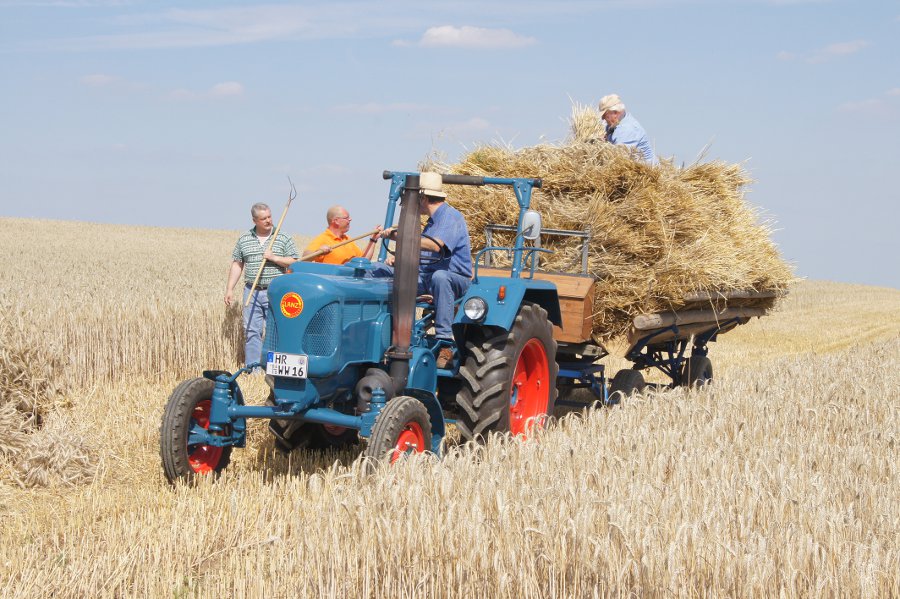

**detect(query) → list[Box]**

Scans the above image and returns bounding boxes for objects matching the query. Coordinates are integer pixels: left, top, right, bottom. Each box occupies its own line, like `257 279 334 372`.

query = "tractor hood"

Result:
263 260 393 406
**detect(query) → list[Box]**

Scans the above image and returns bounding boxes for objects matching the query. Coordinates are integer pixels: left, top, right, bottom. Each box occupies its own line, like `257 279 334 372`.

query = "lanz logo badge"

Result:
280 292 304 318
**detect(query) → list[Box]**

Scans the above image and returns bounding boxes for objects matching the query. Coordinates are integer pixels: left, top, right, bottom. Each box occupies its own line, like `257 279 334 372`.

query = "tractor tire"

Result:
682 355 713 388
363 396 432 463
266 393 359 453
608 369 645 403
160 377 232 484
456 302 558 441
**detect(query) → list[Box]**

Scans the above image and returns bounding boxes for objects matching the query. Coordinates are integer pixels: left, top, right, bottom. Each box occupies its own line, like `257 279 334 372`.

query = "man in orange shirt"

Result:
303 205 380 264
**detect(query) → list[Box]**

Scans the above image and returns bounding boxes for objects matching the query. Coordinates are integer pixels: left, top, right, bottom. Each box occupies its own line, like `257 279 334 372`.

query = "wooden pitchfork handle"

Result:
245 181 296 306
299 229 381 262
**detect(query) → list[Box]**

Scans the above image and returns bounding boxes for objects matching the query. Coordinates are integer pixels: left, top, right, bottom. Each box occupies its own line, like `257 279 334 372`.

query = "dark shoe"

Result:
436 347 454 369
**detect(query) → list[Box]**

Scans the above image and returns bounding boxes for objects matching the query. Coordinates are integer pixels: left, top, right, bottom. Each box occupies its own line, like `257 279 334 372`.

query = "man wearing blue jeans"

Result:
371 172 472 367
225 203 298 371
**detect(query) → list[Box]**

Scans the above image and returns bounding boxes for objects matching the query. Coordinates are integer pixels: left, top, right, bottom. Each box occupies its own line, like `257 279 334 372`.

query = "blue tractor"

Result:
159 171 577 481
160 170 752 481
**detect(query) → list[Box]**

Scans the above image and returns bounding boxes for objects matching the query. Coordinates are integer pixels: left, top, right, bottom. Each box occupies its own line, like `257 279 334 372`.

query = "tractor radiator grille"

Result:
263 310 278 353
303 302 340 356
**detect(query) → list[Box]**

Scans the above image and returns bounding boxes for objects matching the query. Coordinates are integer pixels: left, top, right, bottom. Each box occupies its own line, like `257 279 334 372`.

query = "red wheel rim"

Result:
188 399 223 473
390 421 426 463
322 424 348 436
509 338 550 437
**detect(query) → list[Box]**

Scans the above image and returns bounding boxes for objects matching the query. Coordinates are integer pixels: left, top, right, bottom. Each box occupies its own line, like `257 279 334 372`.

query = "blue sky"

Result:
1 0 898 288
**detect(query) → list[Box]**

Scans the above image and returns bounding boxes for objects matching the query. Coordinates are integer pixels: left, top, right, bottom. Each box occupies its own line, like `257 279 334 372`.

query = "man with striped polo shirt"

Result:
225 202 298 371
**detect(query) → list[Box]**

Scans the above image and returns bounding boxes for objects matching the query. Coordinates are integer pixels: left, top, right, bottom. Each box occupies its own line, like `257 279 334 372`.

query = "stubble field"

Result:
1 217 898 597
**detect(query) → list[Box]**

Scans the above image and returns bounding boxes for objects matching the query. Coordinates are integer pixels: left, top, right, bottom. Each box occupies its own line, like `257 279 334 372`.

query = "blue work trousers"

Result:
242 285 269 369
369 264 471 340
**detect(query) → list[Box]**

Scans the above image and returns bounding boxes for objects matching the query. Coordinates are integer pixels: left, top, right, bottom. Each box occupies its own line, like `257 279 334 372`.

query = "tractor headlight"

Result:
463 297 488 322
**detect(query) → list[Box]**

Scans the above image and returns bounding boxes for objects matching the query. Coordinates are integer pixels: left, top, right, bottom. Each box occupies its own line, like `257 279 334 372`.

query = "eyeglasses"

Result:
336 216 351 221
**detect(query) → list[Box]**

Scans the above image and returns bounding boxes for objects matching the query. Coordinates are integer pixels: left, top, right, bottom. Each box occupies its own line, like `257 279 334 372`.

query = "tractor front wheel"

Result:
364 396 432 463
456 302 558 441
160 377 232 484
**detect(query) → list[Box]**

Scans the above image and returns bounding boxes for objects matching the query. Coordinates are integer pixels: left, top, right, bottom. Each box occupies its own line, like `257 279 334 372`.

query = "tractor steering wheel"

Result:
383 232 446 266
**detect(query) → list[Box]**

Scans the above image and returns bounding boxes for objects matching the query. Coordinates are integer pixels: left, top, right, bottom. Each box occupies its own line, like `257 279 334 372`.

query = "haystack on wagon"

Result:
429 107 792 401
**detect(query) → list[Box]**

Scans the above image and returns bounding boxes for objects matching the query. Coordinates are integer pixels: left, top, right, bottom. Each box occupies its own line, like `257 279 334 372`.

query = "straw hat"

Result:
598 94 625 117
419 171 446 198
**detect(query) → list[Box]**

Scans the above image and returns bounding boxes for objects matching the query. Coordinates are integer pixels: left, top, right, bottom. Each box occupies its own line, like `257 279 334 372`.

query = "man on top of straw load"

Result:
598 93 658 164
371 172 472 368
225 202 299 372
302 205 381 264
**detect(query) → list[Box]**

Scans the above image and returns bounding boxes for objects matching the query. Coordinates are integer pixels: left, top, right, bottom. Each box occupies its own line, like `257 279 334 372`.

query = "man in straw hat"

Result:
302 205 381 264
225 202 299 371
598 93 658 164
373 172 472 368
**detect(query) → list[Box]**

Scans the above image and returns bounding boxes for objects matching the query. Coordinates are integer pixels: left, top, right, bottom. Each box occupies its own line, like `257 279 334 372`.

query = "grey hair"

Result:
250 203 270 219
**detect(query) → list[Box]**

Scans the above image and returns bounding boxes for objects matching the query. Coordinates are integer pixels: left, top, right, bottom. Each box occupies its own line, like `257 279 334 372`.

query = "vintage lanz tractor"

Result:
161 171 744 482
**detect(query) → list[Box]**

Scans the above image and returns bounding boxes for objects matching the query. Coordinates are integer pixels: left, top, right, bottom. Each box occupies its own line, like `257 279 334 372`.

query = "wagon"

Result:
477 223 779 406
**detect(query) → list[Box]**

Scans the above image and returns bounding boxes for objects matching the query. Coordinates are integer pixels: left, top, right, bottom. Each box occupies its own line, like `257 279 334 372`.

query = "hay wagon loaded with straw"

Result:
477 230 775 403
159 170 780 483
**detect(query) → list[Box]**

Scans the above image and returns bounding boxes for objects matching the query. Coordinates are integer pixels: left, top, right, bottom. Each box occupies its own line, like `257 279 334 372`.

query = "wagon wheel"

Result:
160 377 232 484
364 396 432 463
608 369 645 403
456 302 559 441
681 355 713 388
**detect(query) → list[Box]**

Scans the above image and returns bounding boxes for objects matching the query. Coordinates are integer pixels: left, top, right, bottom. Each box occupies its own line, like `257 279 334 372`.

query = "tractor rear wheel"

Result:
682 355 713 387
364 396 432 463
160 377 232 484
456 302 558 441
608 369 645 402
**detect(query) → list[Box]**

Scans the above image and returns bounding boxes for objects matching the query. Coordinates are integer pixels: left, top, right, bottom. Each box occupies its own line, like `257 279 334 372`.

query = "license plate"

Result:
266 352 309 379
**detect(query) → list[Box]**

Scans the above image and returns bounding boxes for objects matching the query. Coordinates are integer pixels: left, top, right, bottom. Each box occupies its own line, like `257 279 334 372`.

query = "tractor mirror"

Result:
521 210 542 241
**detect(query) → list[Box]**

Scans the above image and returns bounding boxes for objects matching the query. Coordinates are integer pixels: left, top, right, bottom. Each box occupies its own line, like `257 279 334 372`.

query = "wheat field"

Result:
1 217 898 598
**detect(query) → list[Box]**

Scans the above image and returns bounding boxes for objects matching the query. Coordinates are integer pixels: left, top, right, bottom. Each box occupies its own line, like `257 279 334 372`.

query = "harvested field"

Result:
426 104 794 341
1 218 898 597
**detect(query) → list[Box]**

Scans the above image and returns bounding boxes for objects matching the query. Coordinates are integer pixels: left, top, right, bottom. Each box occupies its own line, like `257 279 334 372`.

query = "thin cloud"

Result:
409 115 492 141
30 6 341 51
210 82 244 97
331 102 432 115
401 25 535 49
80 73 117 86
809 40 870 63
837 89 899 118
1 1 132 6
777 39 870 63
450 116 492 132
838 98 884 112
167 82 246 101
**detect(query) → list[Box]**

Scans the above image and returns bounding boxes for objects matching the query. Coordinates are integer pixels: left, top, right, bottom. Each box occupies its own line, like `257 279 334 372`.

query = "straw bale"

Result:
425 105 793 341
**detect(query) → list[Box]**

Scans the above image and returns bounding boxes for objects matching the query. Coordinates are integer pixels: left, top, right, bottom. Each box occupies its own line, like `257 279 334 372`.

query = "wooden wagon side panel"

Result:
478 268 596 343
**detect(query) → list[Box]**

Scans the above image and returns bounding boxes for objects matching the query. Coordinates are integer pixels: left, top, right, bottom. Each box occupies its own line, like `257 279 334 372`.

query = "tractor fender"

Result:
454 276 561 333
395 388 445 455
